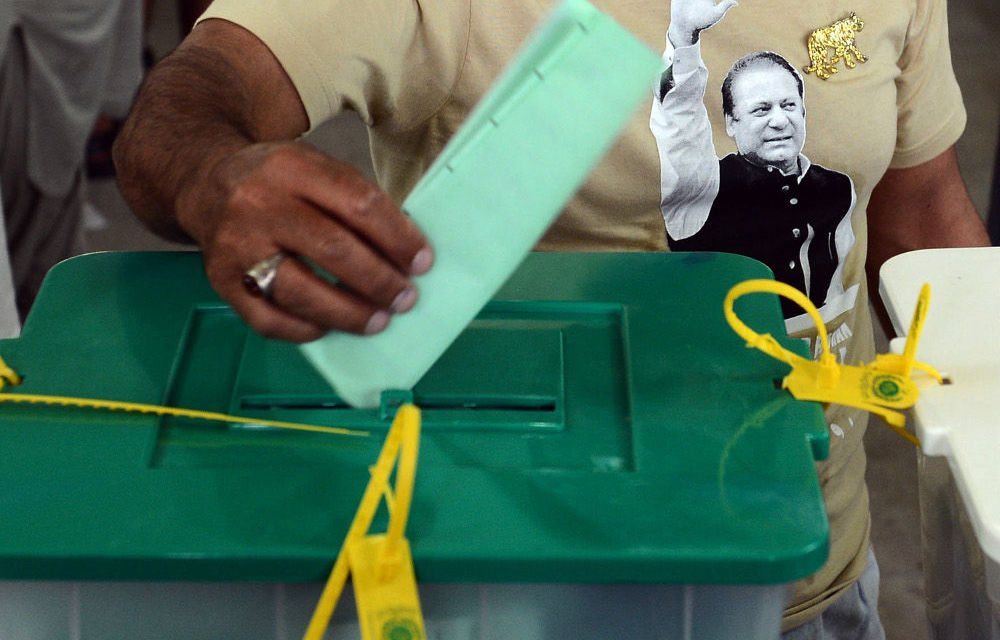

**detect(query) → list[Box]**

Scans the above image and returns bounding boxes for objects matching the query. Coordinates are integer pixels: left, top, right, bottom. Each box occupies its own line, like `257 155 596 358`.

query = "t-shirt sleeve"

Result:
198 0 469 133
890 0 966 168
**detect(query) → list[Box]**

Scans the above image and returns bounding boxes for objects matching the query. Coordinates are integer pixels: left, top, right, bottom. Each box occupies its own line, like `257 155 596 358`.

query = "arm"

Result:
667 0 737 49
866 146 990 329
0 202 19 338
113 19 432 343
649 40 719 241
821 179 858 305
649 0 736 241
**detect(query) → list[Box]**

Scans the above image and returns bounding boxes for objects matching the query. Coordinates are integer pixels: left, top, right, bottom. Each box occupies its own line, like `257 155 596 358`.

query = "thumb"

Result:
715 0 738 20
712 0 738 22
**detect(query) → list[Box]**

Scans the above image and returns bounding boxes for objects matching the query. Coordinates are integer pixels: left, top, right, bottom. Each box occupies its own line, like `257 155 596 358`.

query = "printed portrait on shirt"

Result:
649 22 859 332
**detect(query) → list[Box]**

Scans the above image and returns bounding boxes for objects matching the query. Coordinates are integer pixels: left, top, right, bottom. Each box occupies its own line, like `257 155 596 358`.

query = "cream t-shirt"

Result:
201 0 965 629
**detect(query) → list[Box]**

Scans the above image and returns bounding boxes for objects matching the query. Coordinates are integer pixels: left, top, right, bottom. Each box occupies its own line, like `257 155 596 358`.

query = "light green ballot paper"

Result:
300 0 662 407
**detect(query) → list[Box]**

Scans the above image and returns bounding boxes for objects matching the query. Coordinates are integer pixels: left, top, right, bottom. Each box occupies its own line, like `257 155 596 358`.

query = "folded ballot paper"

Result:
299 0 661 408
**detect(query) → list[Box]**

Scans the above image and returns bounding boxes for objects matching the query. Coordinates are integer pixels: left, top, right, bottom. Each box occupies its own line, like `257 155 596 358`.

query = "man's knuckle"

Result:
315 227 353 262
347 186 387 219
213 221 242 246
369 268 401 298
264 144 307 172
226 180 269 213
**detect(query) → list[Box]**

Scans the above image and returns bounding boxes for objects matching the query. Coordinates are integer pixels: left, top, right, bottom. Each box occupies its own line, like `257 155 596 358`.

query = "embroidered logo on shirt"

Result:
804 13 867 80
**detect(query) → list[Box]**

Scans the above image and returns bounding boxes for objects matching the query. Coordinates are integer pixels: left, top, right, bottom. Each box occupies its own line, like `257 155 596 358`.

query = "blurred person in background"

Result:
0 1 143 322
0 188 20 339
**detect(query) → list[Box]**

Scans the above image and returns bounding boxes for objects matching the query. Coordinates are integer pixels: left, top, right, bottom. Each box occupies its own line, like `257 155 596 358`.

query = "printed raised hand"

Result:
668 0 738 47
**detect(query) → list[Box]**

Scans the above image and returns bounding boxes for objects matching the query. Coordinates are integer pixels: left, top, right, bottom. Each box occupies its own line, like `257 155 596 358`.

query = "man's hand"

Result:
182 140 433 343
668 0 738 47
114 19 433 343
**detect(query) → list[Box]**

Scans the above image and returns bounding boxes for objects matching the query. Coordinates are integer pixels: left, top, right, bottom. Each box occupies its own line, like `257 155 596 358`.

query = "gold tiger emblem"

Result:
804 12 867 80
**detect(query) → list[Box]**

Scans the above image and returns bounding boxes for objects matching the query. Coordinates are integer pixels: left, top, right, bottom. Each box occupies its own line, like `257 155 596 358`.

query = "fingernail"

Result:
390 287 418 314
364 310 390 335
410 248 434 275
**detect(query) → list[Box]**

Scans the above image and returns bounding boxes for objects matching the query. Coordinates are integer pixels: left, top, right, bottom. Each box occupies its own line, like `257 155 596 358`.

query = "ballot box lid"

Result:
0 251 828 585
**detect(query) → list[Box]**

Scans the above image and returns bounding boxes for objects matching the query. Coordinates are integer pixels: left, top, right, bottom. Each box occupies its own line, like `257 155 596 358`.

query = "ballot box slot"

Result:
238 395 558 412
148 300 633 471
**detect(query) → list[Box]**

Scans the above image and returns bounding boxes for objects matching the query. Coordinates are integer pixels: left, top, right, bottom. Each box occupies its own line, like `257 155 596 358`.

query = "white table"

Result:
880 246 1000 638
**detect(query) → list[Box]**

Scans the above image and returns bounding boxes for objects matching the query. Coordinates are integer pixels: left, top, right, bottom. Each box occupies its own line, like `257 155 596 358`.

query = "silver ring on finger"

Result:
242 251 289 299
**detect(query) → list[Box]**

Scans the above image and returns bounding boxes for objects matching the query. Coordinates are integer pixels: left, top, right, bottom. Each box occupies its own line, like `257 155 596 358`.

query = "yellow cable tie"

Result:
0 353 367 437
724 279 943 446
0 360 22 388
0 392 368 438
0 355 431 640
302 404 421 640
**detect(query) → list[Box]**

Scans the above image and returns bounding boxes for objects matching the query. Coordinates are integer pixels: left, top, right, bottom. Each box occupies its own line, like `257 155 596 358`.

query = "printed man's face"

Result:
724 65 806 175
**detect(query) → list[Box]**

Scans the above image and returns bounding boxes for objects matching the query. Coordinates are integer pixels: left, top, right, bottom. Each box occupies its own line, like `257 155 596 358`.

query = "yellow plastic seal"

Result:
0 352 423 639
724 280 943 445
0 356 21 388
0 354 366 437
348 536 424 640
303 404 424 640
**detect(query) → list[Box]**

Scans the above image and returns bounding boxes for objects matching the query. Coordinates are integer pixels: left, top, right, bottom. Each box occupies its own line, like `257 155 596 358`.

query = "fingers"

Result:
194 141 435 342
272 171 428 313
669 0 738 46
266 254 392 336
291 152 433 277
213 247 396 343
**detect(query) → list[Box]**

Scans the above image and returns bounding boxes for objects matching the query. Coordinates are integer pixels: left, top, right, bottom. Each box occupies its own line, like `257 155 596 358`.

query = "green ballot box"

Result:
0 251 828 640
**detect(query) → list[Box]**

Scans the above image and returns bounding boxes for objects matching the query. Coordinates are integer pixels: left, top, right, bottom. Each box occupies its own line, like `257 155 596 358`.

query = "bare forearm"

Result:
112 19 433 343
114 51 247 241
113 20 308 243
866 146 990 331
866 147 989 281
